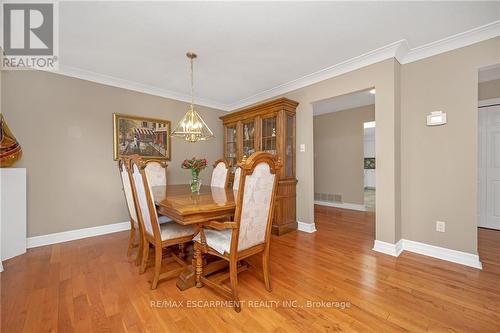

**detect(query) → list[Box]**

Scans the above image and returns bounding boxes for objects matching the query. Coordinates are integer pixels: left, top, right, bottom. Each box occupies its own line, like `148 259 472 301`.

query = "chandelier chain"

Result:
190 56 194 106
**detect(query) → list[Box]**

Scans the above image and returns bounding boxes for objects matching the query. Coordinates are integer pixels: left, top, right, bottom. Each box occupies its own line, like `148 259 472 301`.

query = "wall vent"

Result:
314 193 342 203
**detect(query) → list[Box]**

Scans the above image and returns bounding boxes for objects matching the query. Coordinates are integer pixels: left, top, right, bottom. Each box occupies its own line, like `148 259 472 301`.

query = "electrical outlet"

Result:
436 221 446 232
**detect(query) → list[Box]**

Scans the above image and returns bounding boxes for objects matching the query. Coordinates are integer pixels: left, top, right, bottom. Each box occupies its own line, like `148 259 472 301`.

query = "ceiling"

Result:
58 2 500 111
313 89 374 116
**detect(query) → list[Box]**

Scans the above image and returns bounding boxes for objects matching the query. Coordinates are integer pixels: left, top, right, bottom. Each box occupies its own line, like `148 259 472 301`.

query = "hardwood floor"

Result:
2 206 500 332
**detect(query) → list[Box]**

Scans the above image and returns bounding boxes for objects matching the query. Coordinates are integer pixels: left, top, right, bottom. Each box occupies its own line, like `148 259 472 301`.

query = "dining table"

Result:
152 184 237 290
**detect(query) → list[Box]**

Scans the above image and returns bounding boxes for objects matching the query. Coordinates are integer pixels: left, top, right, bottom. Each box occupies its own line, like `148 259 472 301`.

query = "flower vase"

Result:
190 169 202 193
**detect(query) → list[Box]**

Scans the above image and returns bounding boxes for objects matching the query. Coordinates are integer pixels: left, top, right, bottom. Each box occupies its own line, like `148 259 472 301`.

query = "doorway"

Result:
363 121 376 212
478 65 500 231
312 88 376 213
477 64 500 268
478 102 500 230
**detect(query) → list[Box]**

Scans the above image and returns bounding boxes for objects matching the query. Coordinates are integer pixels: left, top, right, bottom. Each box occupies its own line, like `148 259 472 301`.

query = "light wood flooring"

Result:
2 206 500 332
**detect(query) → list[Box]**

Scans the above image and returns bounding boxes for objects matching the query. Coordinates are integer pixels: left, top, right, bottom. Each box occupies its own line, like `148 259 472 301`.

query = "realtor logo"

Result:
1 1 58 70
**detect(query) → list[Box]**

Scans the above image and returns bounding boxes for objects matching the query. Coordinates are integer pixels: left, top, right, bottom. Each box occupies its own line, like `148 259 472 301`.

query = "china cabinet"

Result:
220 98 298 235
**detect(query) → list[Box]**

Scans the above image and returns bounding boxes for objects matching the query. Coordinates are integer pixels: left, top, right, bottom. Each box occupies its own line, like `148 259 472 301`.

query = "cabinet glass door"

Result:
242 120 256 157
226 125 237 167
285 113 295 177
262 116 277 155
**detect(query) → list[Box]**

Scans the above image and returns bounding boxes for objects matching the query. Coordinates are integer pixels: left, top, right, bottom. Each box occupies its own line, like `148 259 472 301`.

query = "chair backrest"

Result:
129 157 161 239
232 167 241 191
211 159 229 188
145 159 168 187
118 158 138 226
231 152 279 253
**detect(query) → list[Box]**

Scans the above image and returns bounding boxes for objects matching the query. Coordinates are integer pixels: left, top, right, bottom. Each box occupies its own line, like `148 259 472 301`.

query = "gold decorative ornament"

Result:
171 52 215 143
0 114 22 167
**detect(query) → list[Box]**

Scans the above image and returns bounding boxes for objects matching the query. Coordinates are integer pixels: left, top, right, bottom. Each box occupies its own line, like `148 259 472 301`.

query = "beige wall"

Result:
313 105 375 205
401 37 500 254
478 78 500 100
282 58 402 244
1 71 225 237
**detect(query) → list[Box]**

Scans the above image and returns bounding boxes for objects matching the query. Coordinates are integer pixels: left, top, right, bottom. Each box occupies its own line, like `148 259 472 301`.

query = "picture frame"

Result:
364 157 375 170
113 113 171 161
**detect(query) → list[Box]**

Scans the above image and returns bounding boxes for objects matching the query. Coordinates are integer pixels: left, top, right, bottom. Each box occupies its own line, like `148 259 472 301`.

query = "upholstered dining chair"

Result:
129 156 197 289
193 152 280 312
232 166 241 191
118 157 142 265
211 159 229 188
145 159 168 187
144 159 174 222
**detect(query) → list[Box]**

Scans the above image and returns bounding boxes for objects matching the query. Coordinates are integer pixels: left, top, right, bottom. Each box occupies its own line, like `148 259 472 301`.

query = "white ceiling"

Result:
313 89 374 116
58 2 500 110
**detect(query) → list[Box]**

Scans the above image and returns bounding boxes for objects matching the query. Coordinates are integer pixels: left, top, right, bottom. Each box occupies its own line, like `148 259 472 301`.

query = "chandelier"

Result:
171 52 214 143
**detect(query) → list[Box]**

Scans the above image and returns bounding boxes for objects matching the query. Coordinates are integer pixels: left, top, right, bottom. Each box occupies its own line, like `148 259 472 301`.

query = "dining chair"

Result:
129 156 197 289
144 159 173 224
211 159 229 188
232 166 241 191
145 159 168 187
118 157 142 265
193 152 280 312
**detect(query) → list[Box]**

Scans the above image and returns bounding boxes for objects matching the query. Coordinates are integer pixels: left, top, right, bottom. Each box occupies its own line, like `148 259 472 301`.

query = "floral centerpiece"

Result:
181 157 208 193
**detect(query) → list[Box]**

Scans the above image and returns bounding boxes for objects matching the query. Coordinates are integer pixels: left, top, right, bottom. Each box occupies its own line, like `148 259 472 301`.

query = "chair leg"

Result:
262 250 272 292
139 238 149 274
127 226 136 257
178 243 186 259
151 245 163 289
135 232 144 266
229 259 241 312
195 243 203 288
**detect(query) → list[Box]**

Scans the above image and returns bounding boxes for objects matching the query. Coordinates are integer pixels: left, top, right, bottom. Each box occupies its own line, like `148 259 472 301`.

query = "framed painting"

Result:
364 157 375 169
113 113 171 161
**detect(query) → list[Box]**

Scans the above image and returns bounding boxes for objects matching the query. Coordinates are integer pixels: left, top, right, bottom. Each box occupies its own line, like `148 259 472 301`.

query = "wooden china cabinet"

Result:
220 98 298 235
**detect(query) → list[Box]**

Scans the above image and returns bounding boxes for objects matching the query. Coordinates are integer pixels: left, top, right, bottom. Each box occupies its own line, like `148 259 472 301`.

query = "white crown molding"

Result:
314 200 366 212
229 21 500 111
46 65 232 111
228 40 407 111
373 239 482 269
297 220 317 233
27 221 130 248
401 20 500 64
38 21 498 113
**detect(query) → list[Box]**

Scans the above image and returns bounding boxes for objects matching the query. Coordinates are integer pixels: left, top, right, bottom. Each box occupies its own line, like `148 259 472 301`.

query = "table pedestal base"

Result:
176 258 231 291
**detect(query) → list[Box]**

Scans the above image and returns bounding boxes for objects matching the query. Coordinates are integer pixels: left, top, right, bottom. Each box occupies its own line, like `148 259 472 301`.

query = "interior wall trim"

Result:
314 200 367 212
297 220 317 233
43 21 499 112
27 221 130 249
47 65 230 111
478 97 500 108
373 239 483 269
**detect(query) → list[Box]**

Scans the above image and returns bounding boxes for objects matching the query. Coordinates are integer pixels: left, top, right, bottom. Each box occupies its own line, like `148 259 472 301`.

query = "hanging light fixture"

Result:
171 52 214 143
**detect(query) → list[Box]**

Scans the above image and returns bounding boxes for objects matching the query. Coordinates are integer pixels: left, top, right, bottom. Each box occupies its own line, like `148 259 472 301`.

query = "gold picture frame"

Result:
113 113 171 161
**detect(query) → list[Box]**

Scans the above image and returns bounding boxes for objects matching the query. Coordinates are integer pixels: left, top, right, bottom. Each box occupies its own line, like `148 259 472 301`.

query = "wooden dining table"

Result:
152 184 237 290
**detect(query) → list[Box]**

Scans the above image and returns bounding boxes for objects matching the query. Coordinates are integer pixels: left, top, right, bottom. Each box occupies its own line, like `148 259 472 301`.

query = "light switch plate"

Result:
300 144 306 152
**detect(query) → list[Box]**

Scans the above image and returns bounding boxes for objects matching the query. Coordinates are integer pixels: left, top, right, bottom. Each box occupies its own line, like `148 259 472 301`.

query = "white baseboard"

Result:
297 220 317 233
27 221 131 249
402 240 482 270
372 239 482 269
373 239 403 257
314 200 366 212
